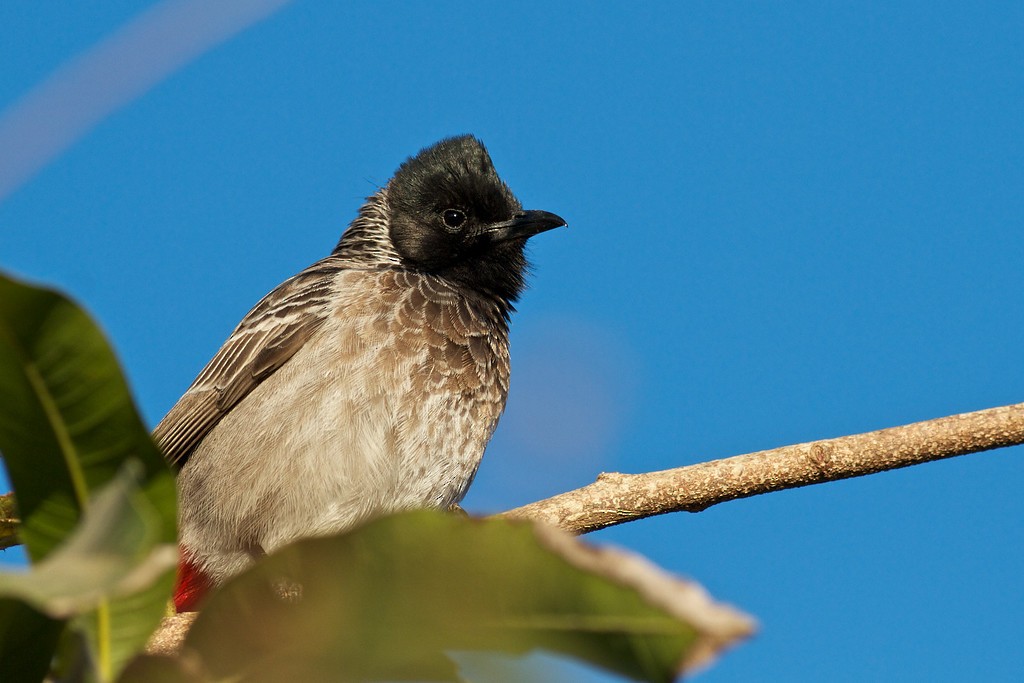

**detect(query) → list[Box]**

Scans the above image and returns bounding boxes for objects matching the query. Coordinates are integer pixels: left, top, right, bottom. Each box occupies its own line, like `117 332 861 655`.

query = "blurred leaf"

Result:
0 272 177 680
0 272 176 559
118 654 201 683
0 597 64 683
171 512 753 682
451 650 608 683
0 465 176 616
51 624 97 683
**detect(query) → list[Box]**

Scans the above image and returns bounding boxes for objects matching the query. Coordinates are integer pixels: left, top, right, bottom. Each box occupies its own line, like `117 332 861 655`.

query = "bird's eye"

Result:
442 208 466 230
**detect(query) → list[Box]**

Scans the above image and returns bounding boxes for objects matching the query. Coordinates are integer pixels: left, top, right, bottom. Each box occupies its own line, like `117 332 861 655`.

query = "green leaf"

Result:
0 598 64 683
0 465 176 616
0 272 177 680
0 273 176 559
118 654 201 683
169 512 753 682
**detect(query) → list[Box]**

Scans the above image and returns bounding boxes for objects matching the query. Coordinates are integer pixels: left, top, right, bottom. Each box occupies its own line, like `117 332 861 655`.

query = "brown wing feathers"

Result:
153 261 342 469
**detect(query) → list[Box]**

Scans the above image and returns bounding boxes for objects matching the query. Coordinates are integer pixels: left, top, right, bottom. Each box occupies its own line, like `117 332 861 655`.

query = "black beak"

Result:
483 209 567 243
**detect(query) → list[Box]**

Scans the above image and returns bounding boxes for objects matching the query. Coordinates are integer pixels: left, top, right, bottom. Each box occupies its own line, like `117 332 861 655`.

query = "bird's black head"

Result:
386 135 565 304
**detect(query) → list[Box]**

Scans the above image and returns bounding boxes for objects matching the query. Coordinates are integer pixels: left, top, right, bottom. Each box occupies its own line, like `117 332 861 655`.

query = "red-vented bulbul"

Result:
153 136 566 611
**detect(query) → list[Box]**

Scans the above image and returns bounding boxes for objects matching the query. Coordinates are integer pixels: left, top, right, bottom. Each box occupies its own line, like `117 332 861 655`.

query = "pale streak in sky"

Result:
0 0 295 203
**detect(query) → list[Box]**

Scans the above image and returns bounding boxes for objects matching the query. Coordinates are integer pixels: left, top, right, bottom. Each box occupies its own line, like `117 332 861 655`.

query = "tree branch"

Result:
0 492 18 551
501 402 1024 534
137 402 1022 653
3 403 1023 554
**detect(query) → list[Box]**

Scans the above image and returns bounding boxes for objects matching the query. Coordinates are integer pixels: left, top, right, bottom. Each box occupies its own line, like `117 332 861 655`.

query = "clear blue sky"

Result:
2 2 1023 680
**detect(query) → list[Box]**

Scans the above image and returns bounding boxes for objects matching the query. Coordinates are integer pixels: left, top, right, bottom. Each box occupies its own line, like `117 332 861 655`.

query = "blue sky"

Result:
2 2 1023 680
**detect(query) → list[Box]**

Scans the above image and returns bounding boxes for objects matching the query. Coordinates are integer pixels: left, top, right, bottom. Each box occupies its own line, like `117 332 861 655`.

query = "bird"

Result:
153 135 566 611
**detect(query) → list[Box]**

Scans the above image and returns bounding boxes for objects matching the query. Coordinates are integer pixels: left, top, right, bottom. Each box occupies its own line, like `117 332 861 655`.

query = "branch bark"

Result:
2 403 1023 553
138 401 1024 652
0 492 18 551
501 402 1024 534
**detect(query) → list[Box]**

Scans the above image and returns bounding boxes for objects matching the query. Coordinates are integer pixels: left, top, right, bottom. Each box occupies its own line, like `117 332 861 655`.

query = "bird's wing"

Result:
153 259 345 469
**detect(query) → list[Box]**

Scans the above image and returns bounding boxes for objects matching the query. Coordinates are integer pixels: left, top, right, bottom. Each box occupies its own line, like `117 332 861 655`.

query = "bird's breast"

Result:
289 268 513 532
179 268 512 563
331 269 512 477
